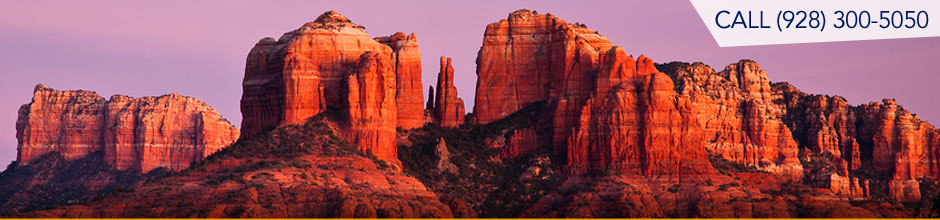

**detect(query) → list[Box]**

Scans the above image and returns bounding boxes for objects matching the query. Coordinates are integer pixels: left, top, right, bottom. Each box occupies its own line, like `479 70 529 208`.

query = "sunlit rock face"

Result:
240 11 428 160
662 61 804 180
428 56 465 127
474 9 714 176
16 84 239 173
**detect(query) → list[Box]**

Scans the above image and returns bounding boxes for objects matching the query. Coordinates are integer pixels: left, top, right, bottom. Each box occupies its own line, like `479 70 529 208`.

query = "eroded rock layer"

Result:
240 11 424 160
344 52 398 160
774 82 940 202
566 50 714 175
429 56 465 127
376 32 425 129
16 84 239 173
660 61 804 180
475 9 712 175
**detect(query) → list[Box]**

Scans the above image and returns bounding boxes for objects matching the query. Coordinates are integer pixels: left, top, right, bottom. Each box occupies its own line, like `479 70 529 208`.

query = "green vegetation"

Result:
398 101 564 217
706 150 767 175
200 113 348 162
0 151 169 216
191 112 393 187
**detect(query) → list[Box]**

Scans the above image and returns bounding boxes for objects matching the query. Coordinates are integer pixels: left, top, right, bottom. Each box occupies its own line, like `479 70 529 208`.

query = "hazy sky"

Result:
1 0 938 167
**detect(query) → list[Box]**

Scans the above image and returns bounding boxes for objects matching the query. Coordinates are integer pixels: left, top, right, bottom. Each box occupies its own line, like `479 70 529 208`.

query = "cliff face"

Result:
16 85 107 164
375 32 426 129
15 84 239 173
428 56 465 127
474 9 940 205
566 49 714 175
240 11 390 137
474 9 712 175
775 83 940 202
344 52 398 160
240 11 425 160
473 10 614 158
660 61 804 180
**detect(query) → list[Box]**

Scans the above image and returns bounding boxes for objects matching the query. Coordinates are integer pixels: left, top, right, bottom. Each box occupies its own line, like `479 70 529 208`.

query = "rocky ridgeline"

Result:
6 9 940 218
473 9 940 210
16 84 239 173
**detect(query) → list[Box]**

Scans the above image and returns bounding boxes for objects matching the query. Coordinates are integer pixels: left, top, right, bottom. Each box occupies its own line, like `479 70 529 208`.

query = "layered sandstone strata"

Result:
661 61 804 180
16 84 239 173
240 11 424 160
376 32 425 129
474 9 713 175
776 84 940 202
566 50 714 175
344 52 398 160
240 11 423 136
428 56 465 127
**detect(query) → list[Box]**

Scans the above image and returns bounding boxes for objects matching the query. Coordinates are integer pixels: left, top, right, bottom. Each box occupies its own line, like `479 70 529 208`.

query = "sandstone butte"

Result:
427 56 465 127
15 84 239 173
240 11 439 161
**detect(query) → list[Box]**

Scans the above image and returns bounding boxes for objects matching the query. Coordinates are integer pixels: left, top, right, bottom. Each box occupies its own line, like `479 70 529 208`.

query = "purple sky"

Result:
1 0 938 167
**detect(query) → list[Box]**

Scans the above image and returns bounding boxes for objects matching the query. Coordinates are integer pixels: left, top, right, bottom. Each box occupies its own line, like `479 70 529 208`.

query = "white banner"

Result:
689 0 940 47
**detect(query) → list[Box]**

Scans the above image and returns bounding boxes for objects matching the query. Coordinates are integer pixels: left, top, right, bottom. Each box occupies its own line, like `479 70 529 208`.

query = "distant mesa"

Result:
16 84 239 173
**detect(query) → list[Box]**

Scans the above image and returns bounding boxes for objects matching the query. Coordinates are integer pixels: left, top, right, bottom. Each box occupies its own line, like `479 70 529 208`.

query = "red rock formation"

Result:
859 99 940 180
16 85 106 163
500 128 539 160
473 9 613 126
565 50 714 175
774 82 940 202
15 84 239 173
26 117 452 218
858 99 940 202
344 52 398 160
240 11 419 136
662 61 804 180
375 32 425 129
429 56 465 127
475 10 711 175
472 9 617 158
240 11 428 160
426 86 435 110
240 11 390 137
781 93 862 171
812 173 869 198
